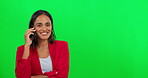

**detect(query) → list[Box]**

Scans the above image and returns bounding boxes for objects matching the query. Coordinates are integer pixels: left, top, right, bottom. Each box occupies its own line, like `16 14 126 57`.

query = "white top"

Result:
39 56 53 74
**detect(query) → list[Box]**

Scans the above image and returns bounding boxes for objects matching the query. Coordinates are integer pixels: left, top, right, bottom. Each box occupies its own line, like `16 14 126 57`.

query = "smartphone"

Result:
29 29 36 39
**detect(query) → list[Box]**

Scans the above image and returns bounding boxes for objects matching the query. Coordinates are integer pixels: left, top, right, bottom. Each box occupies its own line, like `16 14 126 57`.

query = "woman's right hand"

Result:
24 28 36 46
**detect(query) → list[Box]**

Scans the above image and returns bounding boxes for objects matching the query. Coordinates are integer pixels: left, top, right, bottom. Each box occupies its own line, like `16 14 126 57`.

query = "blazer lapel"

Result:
49 42 54 70
31 47 43 75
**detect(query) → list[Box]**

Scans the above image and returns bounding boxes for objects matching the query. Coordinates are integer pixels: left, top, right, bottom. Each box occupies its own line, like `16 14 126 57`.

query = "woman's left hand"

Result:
31 75 48 78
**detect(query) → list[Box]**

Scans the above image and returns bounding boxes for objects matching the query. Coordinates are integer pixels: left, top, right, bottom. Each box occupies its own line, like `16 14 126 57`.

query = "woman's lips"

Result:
40 32 48 36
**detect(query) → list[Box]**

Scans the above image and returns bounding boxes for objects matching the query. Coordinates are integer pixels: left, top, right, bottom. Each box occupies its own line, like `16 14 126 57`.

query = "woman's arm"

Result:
15 45 31 78
15 28 35 78
44 41 70 78
31 75 48 78
22 27 36 59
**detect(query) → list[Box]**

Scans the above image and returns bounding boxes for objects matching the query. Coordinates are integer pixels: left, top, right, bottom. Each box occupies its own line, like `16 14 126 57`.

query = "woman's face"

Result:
33 14 52 40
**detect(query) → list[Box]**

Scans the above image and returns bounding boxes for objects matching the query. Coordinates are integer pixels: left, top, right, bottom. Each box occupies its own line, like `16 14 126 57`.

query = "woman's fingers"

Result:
28 32 34 36
25 28 36 35
31 76 35 78
27 28 36 33
31 75 48 78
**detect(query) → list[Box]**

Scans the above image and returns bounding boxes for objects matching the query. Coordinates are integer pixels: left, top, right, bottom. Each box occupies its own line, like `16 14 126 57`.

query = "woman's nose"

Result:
42 25 47 30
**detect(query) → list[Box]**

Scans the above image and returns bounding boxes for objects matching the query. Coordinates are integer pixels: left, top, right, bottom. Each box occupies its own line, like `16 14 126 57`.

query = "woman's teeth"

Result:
40 32 48 35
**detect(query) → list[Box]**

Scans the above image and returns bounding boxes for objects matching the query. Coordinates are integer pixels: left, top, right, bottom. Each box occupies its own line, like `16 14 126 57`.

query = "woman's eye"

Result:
37 25 42 27
46 24 50 26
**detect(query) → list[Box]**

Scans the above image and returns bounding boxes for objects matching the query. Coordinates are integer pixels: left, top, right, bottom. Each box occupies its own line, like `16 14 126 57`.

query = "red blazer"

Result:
15 40 70 78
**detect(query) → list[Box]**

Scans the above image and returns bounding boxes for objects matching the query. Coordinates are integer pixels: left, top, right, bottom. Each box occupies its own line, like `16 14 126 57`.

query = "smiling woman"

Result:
15 10 70 78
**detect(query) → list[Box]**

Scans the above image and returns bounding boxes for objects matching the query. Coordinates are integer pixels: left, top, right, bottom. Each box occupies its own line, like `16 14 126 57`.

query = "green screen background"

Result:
0 0 148 78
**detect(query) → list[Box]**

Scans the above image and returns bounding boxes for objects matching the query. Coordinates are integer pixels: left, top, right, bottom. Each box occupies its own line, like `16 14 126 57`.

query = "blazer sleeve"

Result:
44 41 70 78
15 45 31 78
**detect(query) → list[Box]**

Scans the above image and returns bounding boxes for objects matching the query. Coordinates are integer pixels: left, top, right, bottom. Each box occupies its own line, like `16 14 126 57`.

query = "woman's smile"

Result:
40 32 48 36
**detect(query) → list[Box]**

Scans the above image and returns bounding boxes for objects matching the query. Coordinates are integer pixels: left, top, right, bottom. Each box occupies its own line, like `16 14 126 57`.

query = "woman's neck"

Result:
37 39 48 49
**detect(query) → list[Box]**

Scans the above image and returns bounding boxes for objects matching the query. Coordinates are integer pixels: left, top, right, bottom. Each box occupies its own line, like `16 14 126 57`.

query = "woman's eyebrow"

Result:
46 22 50 24
36 23 42 25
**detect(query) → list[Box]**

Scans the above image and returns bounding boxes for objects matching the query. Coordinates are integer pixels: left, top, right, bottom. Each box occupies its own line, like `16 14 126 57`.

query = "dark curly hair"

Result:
29 10 55 48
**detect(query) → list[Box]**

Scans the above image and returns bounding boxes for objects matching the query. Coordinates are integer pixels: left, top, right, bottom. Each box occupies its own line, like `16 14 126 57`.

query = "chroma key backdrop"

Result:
0 0 148 78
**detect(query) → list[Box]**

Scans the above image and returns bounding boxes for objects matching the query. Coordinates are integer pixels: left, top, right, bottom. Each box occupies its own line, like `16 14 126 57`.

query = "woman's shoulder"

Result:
16 45 25 55
53 40 69 54
54 40 68 45
17 40 68 49
17 45 25 50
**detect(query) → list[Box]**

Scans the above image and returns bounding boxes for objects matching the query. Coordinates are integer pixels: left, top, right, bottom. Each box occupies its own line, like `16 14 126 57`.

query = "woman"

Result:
15 10 70 78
